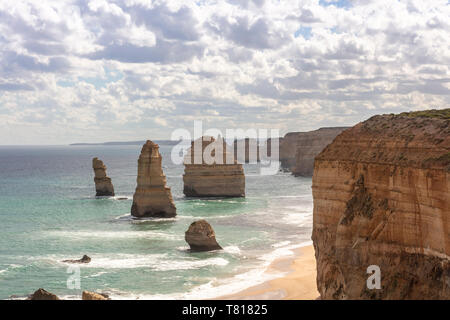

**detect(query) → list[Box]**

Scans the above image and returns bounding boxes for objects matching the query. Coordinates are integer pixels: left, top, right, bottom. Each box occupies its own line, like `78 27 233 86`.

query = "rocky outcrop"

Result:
185 220 222 252
312 109 450 299
82 291 109 300
131 140 176 218
29 288 59 300
93 158 115 196
292 127 348 177
62 255 91 264
183 137 245 197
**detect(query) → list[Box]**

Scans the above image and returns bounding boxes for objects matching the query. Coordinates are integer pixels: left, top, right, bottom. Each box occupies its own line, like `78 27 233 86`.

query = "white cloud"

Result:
0 0 449 144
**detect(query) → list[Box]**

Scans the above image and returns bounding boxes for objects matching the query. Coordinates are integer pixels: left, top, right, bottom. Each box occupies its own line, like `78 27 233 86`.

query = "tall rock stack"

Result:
183 136 245 197
131 140 176 218
312 110 450 299
92 158 115 196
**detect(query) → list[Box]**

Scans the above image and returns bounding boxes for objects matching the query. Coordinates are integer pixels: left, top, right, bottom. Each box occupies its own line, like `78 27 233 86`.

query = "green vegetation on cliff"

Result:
398 108 450 120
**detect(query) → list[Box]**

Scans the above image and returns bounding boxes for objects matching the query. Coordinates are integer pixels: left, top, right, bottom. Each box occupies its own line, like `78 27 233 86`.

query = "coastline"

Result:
217 244 319 300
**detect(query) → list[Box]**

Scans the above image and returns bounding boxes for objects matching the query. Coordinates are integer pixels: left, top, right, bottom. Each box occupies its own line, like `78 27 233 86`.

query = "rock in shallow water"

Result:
62 255 91 264
183 136 245 198
185 220 222 252
131 140 176 218
93 158 115 197
82 291 109 300
29 288 59 300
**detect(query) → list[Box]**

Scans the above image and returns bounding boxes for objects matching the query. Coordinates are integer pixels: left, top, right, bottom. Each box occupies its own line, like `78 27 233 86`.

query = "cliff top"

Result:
397 108 450 120
317 109 450 171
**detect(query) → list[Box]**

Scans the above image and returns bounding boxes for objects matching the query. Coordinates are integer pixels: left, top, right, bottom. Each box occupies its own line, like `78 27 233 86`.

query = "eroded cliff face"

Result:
279 128 347 174
312 111 450 299
292 127 348 177
280 132 300 170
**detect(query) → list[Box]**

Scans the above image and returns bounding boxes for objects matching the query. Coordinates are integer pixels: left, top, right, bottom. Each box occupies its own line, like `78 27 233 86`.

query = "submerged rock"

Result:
183 136 245 197
62 255 91 264
185 220 222 252
29 288 59 300
131 140 176 218
82 291 109 300
93 158 115 196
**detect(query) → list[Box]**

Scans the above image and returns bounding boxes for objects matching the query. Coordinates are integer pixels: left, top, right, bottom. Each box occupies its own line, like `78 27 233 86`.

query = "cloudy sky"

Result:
0 0 449 144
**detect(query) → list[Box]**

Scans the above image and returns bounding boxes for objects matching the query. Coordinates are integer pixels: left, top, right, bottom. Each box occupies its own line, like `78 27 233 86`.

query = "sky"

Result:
0 0 449 145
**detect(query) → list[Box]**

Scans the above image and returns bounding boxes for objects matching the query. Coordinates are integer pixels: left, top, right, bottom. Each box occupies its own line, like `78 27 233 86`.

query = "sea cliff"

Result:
292 127 348 177
312 109 450 299
279 128 347 175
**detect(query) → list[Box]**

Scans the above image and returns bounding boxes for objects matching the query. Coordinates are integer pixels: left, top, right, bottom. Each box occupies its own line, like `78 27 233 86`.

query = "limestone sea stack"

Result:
131 140 176 218
93 158 115 196
185 220 222 252
183 136 245 197
312 109 450 299
292 127 348 177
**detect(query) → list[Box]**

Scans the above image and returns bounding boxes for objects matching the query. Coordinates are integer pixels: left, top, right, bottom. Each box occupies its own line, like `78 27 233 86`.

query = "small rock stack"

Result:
185 220 222 252
131 140 176 218
92 158 115 196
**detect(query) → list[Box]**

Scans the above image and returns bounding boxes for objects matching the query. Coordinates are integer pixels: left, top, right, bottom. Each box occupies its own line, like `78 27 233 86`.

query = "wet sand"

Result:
219 245 319 300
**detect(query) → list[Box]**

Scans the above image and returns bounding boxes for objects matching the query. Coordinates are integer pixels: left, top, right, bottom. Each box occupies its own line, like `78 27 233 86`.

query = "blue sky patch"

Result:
319 0 352 9
295 26 312 39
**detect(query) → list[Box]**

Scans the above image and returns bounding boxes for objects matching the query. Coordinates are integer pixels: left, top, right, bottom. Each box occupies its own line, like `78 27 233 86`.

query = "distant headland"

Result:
70 140 181 146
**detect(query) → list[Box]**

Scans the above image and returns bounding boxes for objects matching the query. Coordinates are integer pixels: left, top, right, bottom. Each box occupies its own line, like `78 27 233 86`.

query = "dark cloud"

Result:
0 82 34 91
130 3 200 41
1 51 70 74
88 41 204 64
24 41 67 56
207 16 289 49
237 79 280 98
298 9 322 23
397 80 450 96
228 0 266 9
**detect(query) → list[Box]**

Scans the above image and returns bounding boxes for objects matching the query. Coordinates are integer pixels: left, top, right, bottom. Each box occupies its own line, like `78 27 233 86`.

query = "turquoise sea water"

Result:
0 145 313 299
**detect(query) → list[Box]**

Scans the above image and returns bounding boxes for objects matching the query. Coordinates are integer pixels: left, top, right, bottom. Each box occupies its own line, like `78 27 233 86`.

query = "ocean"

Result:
0 145 313 300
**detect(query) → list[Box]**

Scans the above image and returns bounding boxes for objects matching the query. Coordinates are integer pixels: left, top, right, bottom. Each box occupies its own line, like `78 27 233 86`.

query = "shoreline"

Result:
217 244 319 300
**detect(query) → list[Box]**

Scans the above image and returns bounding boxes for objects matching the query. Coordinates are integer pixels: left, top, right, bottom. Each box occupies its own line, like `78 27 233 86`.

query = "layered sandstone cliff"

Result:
92 158 115 196
292 127 348 177
131 140 176 218
183 137 245 197
279 128 347 174
312 110 450 299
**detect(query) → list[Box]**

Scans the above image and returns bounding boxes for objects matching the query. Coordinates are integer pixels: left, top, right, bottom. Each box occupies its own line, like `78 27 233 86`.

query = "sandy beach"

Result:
219 245 319 300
